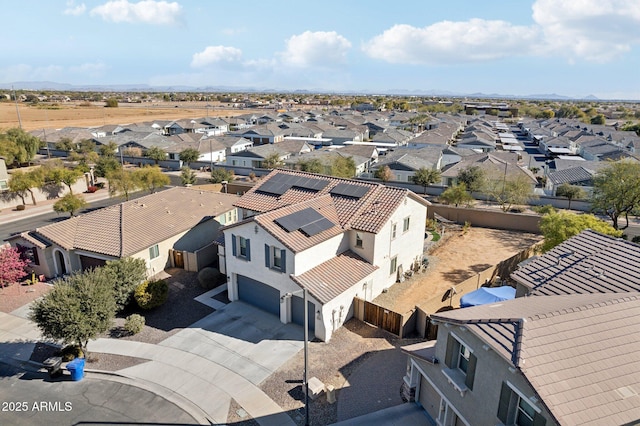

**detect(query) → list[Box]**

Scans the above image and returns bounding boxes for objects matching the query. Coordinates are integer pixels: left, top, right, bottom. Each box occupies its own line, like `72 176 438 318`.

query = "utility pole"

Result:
12 86 22 129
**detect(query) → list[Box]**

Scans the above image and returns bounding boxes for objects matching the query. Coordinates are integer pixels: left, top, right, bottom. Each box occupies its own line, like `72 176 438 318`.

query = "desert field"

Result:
0 101 263 132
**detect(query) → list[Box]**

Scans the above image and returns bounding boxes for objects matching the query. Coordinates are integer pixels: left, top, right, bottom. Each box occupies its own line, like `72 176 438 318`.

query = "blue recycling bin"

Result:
66 358 85 381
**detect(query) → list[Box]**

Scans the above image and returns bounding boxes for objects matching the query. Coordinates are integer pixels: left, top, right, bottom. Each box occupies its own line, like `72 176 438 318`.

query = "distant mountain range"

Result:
0 80 602 101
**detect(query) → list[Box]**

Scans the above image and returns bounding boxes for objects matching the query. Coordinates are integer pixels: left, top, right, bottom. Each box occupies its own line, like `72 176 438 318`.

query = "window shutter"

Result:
245 238 251 260
231 234 237 257
445 335 455 368
465 352 477 390
280 249 286 273
497 382 511 424
533 411 547 426
265 244 270 268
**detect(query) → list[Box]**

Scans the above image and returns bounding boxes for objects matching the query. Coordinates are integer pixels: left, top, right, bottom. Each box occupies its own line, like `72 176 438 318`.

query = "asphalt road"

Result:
0 188 169 243
0 362 197 426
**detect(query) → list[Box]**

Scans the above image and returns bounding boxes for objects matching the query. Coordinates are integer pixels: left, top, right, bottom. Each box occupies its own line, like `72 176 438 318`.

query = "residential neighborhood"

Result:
2 92 640 426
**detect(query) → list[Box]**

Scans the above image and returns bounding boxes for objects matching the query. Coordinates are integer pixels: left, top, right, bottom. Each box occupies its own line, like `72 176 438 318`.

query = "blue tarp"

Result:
460 286 516 308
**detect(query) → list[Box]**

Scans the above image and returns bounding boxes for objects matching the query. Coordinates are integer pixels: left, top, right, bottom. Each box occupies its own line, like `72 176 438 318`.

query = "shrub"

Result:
532 204 557 215
58 345 84 362
210 168 235 184
124 314 145 335
198 267 223 290
425 218 437 231
16 204 26 211
632 236 640 244
248 172 256 182
96 182 105 189
134 279 168 309
87 185 98 193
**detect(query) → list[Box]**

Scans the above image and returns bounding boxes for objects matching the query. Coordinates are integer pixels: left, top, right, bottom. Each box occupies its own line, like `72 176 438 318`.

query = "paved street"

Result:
0 362 197 426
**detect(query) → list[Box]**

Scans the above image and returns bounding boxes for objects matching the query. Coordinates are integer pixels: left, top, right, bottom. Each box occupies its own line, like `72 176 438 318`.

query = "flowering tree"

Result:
0 246 29 287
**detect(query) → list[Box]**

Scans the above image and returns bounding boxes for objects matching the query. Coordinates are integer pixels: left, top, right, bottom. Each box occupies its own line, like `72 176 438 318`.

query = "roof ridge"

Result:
119 202 125 257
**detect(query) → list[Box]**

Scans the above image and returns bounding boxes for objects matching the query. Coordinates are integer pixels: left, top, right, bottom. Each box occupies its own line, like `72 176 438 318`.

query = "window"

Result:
264 244 286 272
391 223 397 239
239 237 248 257
403 216 411 232
231 234 251 260
390 256 398 275
355 232 363 248
149 244 160 259
497 382 546 426
444 333 477 391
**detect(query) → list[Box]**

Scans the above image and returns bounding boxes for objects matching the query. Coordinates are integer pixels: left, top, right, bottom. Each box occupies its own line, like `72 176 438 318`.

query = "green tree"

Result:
484 174 536 212
107 169 140 200
102 257 147 312
9 169 44 205
374 165 395 182
591 160 640 230
261 152 284 169
541 109 555 119
180 166 197 186
539 210 622 252
29 268 116 351
179 148 201 166
590 114 606 125
555 183 585 210
209 168 235 184
0 128 43 165
46 166 84 195
457 166 485 193
330 155 356 178
296 158 324 174
144 146 167 165
53 193 88 217
98 141 118 157
134 166 169 193
55 137 76 152
95 155 122 178
412 167 441 194
439 183 474 207
105 98 119 108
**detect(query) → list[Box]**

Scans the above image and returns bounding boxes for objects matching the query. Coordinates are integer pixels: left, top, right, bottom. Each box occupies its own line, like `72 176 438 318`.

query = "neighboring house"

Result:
372 147 443 183
211 136 253 156
221 169 430 341
7 188 240 279
229 123 290 145
226 140 313 168
0 158 8 191
440 152 536 189
402 291 640 426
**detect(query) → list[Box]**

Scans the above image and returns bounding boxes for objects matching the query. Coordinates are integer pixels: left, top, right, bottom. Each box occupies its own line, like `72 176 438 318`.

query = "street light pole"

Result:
303 288 309 426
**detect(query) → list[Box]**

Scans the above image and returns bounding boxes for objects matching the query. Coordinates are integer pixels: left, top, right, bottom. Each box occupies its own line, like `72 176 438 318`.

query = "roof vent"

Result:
616 386 637 399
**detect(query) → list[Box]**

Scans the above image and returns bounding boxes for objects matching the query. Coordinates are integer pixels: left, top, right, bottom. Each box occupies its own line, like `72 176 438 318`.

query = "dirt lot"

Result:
374 226 542 314
0 101 264 131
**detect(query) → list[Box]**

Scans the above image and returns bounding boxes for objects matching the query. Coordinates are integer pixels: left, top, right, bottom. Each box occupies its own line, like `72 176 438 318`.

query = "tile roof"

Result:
432 292 640 426
291 250 378 304
33 188 239 257
511 230 640 296
234 169 421 235
548 166 595 185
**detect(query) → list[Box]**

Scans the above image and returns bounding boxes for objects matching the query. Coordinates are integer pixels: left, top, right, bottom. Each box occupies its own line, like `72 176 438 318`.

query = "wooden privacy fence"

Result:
354 297 410 337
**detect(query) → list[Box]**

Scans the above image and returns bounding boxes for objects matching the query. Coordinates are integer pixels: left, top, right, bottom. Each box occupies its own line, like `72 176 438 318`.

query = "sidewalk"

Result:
0 189 113 225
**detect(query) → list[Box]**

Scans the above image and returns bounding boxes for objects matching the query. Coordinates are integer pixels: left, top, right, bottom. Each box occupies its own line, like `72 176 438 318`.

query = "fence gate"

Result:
354 297 403 336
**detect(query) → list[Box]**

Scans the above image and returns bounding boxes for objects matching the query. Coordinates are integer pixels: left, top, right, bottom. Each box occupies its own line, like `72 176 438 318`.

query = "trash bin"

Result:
42 357 62 378
66 358 86 381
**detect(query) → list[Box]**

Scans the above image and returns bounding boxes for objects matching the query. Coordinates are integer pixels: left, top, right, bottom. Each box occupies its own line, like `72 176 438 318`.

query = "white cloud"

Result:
69 62 108 76
363 19 538 65
191 46 243 68
90 0 182 25
0 64 65 82
532 0 640 62
64 1 86 16
279 31 352 67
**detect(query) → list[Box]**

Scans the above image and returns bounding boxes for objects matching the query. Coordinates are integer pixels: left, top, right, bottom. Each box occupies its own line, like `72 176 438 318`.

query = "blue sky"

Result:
2 0 640 99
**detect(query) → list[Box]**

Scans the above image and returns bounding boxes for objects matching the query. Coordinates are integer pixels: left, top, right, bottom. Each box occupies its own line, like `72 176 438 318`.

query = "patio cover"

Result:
460 286 516 308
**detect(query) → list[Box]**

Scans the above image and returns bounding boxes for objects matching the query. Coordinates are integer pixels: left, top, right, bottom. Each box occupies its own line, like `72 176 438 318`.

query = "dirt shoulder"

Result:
374 226 542 314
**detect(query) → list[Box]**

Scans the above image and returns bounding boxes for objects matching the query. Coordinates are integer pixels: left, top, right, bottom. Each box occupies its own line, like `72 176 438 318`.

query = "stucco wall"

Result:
428 204 542 234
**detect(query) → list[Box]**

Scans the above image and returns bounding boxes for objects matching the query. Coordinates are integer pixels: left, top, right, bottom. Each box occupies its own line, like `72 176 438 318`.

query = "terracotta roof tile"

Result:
291 250 378 304
34 188 239 257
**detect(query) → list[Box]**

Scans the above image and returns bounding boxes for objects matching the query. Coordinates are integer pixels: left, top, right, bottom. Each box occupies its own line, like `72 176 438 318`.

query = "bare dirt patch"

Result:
374 226 542 314
0 281 52 313
0 101 265 131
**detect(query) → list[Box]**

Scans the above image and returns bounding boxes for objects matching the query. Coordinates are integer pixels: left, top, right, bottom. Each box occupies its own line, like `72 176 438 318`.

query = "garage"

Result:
80 255 107 271
237 274 280 317
419 374 441 422
291 296 315 331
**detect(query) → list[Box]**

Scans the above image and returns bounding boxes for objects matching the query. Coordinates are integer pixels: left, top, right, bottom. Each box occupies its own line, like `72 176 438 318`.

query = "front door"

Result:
56 251 67 276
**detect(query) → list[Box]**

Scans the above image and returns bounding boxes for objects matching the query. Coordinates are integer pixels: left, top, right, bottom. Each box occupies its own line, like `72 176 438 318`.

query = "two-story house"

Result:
220 169 429 341
402 291 640 426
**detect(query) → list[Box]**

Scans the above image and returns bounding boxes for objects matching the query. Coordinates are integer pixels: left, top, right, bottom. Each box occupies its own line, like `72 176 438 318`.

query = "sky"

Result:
2 0 640 99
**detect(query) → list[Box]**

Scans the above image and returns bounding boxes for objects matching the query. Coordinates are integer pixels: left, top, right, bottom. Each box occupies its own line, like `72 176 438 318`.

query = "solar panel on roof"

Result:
274 207 335 236
257 181 289 196
299 217 335 237
330 183 370 199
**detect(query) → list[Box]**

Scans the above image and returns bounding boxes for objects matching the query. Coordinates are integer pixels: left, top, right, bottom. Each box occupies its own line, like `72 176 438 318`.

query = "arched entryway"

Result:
55 250 67 276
